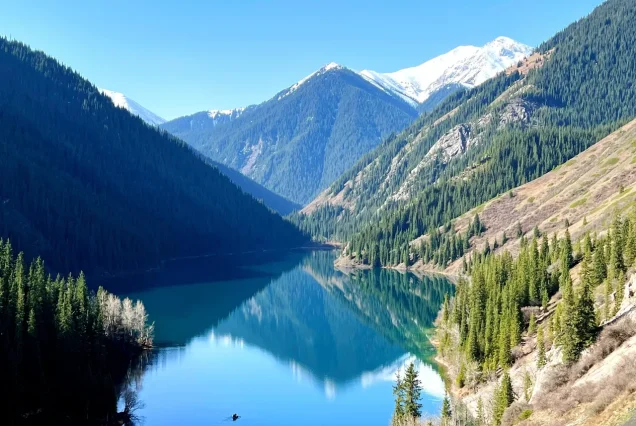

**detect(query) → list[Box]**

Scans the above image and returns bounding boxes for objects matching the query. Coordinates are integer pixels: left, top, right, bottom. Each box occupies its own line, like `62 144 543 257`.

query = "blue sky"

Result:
1 0 603 120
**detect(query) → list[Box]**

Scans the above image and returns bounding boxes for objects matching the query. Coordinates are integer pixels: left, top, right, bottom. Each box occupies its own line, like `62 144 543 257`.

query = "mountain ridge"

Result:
296 0 636 270
0 37 308 275
358 36 533 108
99 88 166 126
161 66 419 204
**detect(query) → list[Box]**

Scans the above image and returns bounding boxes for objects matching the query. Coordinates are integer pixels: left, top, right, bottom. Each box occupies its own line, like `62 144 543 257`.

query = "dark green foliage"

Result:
392 370 405 425
537 326 547 368
0 239 151 422
403 362 423 418
493 372 515 425
440 210 636 374
211 161 300 215
300 0 636 266
0 37 308 275
162 68 418 204
391 362 424 424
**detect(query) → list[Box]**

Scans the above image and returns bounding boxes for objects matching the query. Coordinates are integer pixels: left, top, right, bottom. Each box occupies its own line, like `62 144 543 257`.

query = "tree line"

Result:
0 238 153 423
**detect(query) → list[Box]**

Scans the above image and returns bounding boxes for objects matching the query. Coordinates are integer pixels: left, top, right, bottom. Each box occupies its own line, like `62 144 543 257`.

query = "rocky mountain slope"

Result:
162 39 530 205
434 118 636 275
299 0 636 268
162 64 418 204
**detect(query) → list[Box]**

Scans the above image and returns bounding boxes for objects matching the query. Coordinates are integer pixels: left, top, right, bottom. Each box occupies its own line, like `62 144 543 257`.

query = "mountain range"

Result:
107 37 531 205
359 36 532 111
161 64 419 204
296 0 636 269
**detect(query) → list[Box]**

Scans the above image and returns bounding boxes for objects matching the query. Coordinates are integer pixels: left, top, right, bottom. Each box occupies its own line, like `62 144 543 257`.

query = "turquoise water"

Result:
115 251 453 426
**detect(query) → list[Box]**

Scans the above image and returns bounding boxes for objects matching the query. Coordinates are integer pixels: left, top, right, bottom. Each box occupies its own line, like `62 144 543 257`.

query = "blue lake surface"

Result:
114 251 453 426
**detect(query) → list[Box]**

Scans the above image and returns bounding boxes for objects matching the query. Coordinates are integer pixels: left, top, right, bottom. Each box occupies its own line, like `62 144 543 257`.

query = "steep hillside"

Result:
162 64 418 204
0 38 308 275
436 119 636 274
98 93 297 214
298 0 636 267
162 107 252 135
211 161 300 215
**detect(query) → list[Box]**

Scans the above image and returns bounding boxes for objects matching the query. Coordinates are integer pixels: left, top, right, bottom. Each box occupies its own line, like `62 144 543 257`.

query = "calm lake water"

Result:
108 251 453 426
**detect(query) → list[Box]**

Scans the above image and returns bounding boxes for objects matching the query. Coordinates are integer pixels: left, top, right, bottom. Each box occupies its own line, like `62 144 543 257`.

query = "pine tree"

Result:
498 318 512 368
576 275 597 348
559 267 580 363
604 278 613 321
613 271 625 315
476 397 485 426
528 313 537 335
608 238 625 281
536 326 546 368
592 247 607 287
441 395 452 426
562 228 573 268
493 372 514 425
403 362 423 419
391 370 405 425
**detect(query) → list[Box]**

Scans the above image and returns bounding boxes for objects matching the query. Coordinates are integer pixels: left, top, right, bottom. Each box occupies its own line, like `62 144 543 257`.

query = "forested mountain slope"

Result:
162 64 419 204
95 89 298 214
0 38 308 276
210 161 300 215
429 119 636 274
297 0 636 267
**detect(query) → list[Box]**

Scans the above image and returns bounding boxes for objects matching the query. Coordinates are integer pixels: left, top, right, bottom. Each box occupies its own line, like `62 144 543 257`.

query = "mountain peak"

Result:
357 36 533 106
99 88 166 126
321 62 343 72
278 62 346 100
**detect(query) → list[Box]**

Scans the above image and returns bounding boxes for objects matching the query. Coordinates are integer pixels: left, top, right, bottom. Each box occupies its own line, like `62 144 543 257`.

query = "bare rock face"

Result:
500 98 534 126
427 124 473 163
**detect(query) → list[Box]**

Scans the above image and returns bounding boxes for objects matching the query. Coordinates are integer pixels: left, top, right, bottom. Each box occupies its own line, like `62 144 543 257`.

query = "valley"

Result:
1 0 636 425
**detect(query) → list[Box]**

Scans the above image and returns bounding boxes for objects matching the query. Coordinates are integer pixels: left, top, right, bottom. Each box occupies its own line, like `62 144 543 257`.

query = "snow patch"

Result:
358 37 533 105
99 88 166 126
278 62 345 100
207 107 246 120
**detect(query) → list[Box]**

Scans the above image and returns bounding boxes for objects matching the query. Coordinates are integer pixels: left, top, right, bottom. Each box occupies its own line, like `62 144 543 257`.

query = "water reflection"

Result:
117 250 454 426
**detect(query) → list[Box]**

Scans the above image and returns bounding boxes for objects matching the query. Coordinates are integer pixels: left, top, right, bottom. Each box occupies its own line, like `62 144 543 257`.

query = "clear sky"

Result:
1 0 603 120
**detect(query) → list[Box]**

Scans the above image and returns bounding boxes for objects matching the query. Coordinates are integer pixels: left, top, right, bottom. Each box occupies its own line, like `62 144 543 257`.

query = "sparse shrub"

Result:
500 402 531 426
519 409 533 420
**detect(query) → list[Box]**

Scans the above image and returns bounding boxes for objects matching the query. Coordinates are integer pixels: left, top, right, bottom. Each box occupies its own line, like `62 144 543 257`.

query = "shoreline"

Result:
98 242 337 280
334 255 462 281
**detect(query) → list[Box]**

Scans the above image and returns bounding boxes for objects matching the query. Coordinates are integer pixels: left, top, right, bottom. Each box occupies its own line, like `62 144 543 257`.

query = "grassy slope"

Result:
428 122 636 425
415 119 636 275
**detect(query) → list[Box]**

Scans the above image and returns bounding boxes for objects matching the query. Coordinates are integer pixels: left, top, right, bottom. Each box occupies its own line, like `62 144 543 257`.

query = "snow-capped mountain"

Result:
161 63 418 204
358 37 533 107
99 88 166 126
277 62 344 99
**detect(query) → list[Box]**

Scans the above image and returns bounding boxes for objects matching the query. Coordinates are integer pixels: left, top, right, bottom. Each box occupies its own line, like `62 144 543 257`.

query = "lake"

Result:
109 251 454 426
